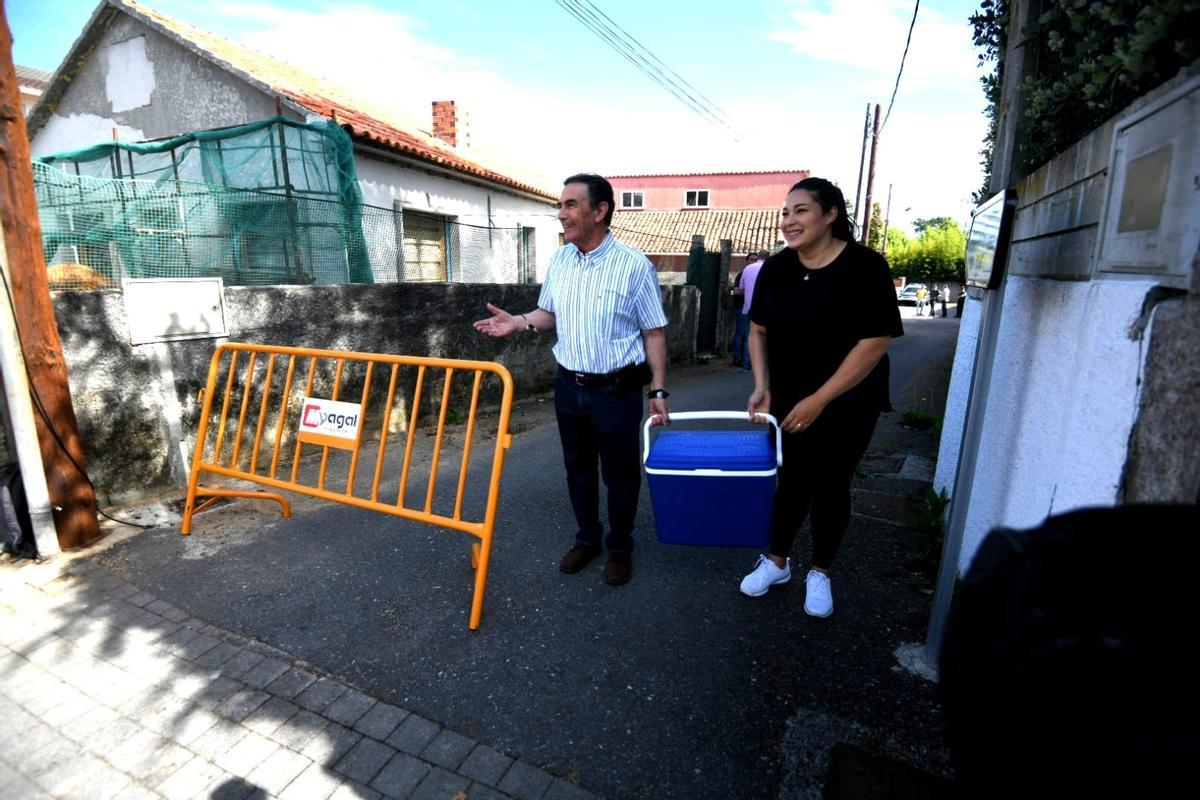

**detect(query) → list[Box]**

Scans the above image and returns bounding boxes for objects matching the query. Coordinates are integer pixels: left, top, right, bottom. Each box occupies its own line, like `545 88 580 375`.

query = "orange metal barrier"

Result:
181 343 514 629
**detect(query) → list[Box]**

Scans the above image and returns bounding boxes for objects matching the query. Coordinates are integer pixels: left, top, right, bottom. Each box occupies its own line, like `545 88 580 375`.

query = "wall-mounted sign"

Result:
298 397 363 450
965 189 1018 290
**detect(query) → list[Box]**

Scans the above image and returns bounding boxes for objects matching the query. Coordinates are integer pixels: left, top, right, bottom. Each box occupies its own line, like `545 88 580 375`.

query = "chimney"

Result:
432 100 460 148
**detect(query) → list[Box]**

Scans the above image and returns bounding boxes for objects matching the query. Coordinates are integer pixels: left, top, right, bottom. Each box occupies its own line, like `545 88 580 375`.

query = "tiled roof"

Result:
31 1 556 201
611 209 782 255
15 64 53 89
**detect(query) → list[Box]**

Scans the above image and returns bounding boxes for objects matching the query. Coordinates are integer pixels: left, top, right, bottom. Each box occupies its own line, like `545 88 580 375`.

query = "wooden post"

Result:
860 103 881 246
853 103 871 233
0 9 101 548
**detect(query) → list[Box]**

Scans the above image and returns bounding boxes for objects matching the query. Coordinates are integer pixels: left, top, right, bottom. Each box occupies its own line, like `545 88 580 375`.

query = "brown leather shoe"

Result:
604 553 632 586
559 544 602 574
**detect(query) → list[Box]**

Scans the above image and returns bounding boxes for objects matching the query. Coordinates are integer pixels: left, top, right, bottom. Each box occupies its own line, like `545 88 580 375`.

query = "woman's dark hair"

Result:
564 173 615 225
788 177 855 242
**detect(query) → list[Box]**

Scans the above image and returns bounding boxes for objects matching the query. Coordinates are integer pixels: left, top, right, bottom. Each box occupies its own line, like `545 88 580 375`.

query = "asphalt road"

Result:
95 311 960 799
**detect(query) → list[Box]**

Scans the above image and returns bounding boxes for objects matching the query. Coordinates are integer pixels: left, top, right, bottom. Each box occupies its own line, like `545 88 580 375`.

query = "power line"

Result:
581 1 737 131
556 0 740 140
881 0 920 131
558 0 730 133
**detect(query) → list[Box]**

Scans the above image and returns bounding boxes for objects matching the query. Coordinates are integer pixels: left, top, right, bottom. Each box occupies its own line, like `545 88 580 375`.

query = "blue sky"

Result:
9 0 989 232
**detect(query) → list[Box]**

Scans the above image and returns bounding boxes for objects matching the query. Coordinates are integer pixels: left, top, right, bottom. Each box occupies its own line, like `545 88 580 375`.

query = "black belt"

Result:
560 362 642 387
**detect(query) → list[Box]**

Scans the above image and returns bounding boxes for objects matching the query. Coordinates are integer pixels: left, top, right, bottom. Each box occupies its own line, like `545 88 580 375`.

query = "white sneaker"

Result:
740 555 791 597
804 570 833 617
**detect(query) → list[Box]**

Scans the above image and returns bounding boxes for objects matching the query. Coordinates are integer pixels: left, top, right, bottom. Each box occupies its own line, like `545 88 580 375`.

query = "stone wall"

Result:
22 282 698 505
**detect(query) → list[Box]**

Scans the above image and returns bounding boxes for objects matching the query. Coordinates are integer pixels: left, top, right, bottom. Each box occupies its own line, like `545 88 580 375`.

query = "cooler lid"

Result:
645 430 777 471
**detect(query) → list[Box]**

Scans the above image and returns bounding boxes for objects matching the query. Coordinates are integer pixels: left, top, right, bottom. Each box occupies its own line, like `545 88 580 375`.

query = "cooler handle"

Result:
643 411 782 467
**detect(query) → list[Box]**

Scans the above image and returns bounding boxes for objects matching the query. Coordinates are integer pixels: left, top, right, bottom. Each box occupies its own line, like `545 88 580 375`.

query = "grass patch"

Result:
909 488 949 594
902 409 942 433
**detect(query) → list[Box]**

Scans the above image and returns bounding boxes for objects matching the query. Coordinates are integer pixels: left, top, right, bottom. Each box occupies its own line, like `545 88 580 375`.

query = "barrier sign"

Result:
299 397 363 449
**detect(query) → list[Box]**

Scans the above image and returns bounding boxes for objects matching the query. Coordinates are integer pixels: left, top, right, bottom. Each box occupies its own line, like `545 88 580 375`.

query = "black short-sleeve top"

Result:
748 242 904 418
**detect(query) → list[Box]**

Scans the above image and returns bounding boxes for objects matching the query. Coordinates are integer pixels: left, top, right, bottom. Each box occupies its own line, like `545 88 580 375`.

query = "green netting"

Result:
34 116 371 285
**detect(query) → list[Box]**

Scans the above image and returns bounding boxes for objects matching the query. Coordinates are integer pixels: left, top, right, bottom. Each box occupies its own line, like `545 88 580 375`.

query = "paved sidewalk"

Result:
3 317 961 799
1 555 592 800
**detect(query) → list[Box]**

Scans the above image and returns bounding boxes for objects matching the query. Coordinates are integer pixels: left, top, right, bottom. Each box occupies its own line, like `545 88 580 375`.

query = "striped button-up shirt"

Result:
537 231 668 374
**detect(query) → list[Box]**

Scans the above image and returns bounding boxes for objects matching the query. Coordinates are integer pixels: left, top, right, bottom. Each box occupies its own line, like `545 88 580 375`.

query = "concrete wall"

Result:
45 283 698 506
939 70 1199 574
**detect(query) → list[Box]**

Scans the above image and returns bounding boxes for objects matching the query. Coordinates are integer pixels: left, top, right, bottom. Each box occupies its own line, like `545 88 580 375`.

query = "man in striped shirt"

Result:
474 173 670 586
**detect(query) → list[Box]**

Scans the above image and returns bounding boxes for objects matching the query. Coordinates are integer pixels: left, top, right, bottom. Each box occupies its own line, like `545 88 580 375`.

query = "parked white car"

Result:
897 283 926 305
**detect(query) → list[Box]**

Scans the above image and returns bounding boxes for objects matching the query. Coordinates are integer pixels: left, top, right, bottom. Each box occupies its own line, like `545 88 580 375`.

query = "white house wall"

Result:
30 13 285 157
947 277 1155 573
933 297 981 498
356 155 558 282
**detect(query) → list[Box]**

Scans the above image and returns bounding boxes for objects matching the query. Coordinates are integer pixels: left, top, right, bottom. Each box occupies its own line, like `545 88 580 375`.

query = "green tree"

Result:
889 218 967 284
912 216 957 234
971 0 1198 195
866 203 885 252
882 226 911 259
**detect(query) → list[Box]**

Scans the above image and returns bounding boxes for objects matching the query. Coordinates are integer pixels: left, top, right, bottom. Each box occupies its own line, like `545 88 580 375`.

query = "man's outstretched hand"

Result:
473 303 521 337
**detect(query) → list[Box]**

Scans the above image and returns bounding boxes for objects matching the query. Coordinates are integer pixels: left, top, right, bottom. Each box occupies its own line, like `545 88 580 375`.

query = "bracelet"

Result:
646 388 669 399
522 314 536 333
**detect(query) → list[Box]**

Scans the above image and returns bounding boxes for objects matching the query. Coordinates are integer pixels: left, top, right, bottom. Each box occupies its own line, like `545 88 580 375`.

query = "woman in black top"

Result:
739 178 904 617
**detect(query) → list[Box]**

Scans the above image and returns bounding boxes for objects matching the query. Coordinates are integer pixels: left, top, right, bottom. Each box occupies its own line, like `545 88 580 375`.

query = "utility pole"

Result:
860 103 881 246
1 9 102 549
882 183 894 256
852 103 871 234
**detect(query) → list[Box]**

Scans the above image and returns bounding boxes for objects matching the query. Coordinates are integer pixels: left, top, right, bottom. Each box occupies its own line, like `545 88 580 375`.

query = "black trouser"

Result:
554 366 645 554
769 405 880 569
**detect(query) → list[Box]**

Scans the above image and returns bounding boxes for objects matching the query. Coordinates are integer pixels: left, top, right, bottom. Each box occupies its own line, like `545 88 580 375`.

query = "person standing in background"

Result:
733 250 768 371
731 253 755 367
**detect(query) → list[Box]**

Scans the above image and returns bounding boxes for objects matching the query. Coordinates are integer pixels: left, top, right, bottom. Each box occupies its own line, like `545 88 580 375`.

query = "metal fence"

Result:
34 164 536 291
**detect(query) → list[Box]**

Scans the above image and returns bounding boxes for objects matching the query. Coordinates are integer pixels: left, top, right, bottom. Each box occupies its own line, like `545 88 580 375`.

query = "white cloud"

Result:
770 0 982 97
192 1 985 228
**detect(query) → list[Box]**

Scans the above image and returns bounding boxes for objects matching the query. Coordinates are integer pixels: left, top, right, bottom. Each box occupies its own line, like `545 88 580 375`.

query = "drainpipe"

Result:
0 217 60 558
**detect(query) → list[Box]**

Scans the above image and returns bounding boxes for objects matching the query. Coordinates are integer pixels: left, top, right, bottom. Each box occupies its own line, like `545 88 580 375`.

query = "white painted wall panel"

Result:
32 114 146 158
933 296 981 497
952 276 1156 573
105 36 155 113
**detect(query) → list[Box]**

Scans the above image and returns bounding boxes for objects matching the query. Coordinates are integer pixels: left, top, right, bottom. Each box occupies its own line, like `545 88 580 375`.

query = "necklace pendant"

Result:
803 275 810 281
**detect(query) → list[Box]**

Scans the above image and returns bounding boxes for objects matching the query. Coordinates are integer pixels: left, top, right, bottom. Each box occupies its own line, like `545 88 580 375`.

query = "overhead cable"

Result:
881 0 920 131
556 0 740 140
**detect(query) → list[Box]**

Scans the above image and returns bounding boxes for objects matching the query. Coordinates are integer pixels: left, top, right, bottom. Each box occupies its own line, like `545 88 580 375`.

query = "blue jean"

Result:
732 311 750 367
554 367 645 554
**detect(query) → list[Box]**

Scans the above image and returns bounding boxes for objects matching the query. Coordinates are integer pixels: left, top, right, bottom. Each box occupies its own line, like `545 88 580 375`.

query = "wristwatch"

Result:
646 388 669 399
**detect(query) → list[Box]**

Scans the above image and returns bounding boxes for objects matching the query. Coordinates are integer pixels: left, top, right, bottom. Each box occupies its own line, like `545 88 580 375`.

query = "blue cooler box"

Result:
643 412 781 547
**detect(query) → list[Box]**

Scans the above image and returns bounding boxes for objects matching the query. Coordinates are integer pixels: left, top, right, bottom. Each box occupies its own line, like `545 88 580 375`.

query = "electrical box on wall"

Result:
123 278 228 346
1095 74 1200 289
